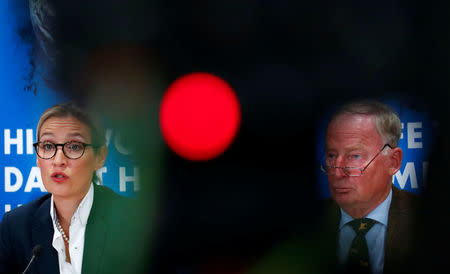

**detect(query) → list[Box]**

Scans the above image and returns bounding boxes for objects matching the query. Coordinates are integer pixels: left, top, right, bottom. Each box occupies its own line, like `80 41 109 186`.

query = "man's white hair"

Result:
329 100 401 147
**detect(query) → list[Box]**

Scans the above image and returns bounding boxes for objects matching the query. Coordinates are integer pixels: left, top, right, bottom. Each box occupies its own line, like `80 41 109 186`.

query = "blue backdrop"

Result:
0 0 138 221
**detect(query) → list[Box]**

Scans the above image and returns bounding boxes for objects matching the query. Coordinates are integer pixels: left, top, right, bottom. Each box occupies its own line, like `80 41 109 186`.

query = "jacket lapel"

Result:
31 195 59 274
82 184 108 274
322 200 341 271
384 187 398 270
384 187 414 273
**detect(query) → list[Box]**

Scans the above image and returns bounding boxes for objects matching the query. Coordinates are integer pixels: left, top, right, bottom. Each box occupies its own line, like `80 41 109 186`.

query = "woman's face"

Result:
36 116 106 201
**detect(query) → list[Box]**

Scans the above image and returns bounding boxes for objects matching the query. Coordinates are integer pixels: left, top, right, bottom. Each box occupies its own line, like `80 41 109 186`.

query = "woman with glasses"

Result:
0 102 142 274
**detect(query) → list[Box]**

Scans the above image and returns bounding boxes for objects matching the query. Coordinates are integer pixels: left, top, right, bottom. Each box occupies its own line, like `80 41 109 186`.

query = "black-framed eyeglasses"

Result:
321 144 393 177
33 141 95 160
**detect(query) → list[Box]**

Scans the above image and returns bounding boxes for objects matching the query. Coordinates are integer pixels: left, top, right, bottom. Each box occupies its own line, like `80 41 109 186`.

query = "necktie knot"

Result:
348 218 376 236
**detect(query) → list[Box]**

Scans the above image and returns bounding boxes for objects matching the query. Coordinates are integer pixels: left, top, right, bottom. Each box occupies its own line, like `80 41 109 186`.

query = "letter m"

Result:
394 162 418 189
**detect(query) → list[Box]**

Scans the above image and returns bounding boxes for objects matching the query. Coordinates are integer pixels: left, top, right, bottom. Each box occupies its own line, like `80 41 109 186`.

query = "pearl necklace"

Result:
55 218 70 244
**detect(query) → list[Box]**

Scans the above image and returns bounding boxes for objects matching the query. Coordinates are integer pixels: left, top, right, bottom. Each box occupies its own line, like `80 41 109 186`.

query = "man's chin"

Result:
332 190 354 205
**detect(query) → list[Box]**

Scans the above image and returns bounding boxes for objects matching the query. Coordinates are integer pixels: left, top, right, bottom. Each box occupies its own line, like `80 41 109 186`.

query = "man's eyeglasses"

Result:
33 141 95 160
321 144 393 177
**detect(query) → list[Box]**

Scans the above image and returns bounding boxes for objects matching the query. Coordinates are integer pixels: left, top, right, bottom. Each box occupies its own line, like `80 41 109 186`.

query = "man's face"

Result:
325 114 394 210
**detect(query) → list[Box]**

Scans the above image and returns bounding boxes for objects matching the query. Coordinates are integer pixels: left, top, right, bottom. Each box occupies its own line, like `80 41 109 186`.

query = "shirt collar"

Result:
339 188 392 230
50 183 94 227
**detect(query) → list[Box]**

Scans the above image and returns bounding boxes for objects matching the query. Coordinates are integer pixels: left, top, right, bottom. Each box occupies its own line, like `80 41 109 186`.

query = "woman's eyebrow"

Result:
67 133 84 138
40 133 87 141
67 133 87 140
39 133 54 139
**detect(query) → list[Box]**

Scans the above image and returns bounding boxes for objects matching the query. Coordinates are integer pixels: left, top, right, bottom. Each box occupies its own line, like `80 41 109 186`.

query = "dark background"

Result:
21 0 450 272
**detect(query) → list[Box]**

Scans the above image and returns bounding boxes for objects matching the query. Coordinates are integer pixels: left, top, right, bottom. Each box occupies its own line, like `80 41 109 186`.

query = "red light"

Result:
160 72 241 161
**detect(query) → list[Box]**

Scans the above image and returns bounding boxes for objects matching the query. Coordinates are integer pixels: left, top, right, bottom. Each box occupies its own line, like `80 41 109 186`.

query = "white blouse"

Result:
50 183 94 274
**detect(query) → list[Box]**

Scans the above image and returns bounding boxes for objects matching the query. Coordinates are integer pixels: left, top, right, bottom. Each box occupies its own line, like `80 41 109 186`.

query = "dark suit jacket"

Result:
245 186 422 274
325 186 422 274
0 184 145 274
382 186 422 274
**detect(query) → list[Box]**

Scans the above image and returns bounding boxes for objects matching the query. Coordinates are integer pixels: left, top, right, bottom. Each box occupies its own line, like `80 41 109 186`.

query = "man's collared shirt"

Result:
338 189 392 274
50 183 94 274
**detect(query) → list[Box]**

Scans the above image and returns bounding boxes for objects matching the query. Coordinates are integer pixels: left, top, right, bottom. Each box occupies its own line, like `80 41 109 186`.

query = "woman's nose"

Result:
52 147 67 165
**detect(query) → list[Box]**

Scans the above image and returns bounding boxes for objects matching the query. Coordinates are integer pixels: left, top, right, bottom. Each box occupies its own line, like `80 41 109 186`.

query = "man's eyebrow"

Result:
345 144 366 151
325 144 365 151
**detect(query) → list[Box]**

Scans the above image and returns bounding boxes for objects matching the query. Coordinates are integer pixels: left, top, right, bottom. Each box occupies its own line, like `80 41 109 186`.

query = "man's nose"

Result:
334 155 344 166
334 166 347 177
333 156 347 177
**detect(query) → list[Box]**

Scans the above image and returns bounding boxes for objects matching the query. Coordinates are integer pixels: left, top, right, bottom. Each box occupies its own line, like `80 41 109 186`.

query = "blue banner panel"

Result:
0 0 138 221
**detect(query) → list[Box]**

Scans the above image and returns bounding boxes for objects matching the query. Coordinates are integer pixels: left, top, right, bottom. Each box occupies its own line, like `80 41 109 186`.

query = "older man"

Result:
245 100 422 274
322 100 421 274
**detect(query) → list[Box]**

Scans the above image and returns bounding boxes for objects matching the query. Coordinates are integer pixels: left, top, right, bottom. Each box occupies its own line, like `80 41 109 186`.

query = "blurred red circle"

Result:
159 72 241 161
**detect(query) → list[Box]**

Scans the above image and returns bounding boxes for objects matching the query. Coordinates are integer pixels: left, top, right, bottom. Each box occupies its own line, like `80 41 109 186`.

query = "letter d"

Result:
5 167 23 192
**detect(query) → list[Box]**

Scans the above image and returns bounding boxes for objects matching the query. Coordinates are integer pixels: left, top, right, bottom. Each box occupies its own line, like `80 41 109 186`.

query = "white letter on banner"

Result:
4 129 23 155
115 134 130 155
394 162 418 189
105 129 113 146
119 167 140 192
400 123 404 139
96 167 107 185
5 167 23 192
24 167 46 192
407 122 423 149
5 204 22 213
26 129 34 154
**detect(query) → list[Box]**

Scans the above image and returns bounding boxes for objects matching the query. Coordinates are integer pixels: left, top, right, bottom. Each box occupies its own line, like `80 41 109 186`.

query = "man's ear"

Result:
95 146 108 170
388 147 403 176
